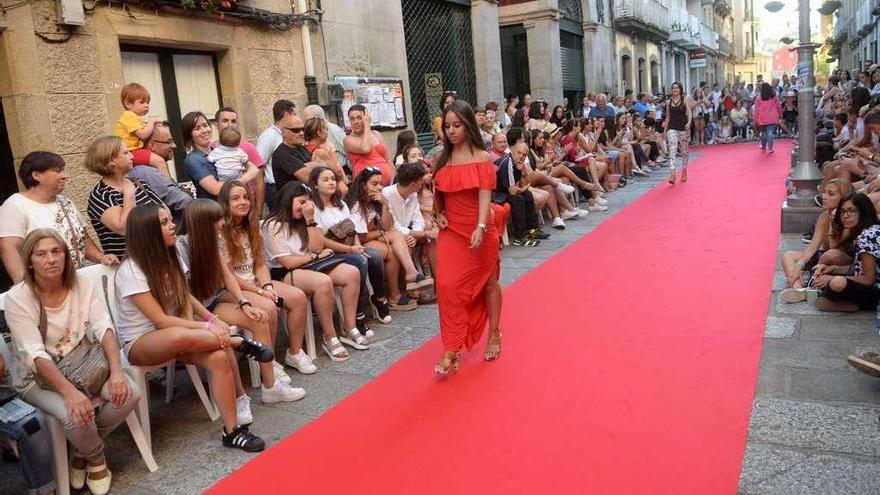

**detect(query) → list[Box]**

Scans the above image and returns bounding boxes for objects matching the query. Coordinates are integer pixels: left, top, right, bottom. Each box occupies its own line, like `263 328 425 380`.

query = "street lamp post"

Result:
779 0 823 232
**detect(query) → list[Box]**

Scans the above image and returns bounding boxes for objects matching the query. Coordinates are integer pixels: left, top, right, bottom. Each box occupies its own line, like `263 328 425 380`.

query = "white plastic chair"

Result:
80 264 219 451
0 295 158 495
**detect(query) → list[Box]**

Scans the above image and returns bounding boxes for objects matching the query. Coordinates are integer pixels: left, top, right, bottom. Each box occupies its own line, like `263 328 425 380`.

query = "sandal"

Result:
339 329 370 350
484 330 502 361
389 294 418 311
434 351 460 376
322 337 350 361
85 463 112 495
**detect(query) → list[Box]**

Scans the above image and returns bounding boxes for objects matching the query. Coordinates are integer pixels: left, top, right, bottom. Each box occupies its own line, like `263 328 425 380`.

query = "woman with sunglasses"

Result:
344 104 394 186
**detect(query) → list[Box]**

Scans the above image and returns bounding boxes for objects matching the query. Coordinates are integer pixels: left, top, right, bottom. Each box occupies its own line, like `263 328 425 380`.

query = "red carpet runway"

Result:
210 142 792 494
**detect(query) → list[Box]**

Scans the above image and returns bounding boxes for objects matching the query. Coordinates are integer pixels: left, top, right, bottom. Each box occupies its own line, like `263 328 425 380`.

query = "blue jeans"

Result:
0 403 56 495
761 124 777 151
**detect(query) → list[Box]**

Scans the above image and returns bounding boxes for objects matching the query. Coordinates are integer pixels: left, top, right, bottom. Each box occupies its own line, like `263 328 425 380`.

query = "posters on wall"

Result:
336 76 407 130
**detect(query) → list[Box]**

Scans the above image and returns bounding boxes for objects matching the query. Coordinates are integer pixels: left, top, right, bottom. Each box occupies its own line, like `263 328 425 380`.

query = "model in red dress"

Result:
431 101 502 375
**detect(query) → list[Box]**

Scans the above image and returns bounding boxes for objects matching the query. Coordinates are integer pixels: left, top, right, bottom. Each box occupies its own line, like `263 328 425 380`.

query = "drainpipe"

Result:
296 0 319 104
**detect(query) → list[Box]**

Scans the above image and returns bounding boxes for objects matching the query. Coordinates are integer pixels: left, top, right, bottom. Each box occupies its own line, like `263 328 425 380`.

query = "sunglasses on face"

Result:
285 127 305 134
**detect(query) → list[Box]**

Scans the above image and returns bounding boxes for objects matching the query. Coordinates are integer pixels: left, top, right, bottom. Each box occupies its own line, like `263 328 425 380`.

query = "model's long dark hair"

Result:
432 100 486 176
179 199 224 302
760 82 776 101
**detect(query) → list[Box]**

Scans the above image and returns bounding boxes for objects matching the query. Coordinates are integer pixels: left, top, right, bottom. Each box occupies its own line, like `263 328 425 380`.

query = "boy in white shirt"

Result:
382 162 437 282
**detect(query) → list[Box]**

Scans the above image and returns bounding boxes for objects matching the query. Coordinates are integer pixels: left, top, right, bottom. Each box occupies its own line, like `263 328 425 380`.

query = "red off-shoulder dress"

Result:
433 161 500 352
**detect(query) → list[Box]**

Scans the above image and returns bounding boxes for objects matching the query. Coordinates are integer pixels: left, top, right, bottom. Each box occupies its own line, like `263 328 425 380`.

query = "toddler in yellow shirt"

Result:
114 82 171 177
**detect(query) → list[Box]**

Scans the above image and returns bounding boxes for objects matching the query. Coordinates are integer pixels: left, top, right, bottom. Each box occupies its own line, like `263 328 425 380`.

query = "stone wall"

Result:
318 0 411 153
0 0 317 209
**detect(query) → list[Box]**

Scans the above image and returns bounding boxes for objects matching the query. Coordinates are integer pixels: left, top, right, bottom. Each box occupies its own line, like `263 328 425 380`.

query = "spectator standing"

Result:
256 100 298 211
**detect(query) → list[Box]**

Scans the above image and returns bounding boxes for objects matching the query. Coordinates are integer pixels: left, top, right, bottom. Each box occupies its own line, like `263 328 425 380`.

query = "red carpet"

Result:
209 142 791 494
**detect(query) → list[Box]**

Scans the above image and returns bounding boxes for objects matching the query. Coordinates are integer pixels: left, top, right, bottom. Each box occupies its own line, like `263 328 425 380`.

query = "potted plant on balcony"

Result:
179 0 237 12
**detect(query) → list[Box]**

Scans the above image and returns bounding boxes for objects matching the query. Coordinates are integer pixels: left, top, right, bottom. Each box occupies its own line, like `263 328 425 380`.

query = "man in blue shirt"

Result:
588 93 616 120
632 93 649 118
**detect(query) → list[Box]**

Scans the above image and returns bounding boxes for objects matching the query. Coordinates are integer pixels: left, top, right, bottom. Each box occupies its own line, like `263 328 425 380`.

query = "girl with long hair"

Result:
431 100 502 375
525 101 547 132
663 81 692 185
178 199 309 404
345 167 435 310
813 192 880 311
780 179 854 301
754 82 782 153
117 204 271 452
262 181 363 361
216 181 317 374
308 165 388 339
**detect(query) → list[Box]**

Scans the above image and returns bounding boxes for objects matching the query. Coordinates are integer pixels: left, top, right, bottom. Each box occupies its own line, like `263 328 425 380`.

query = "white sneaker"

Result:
284 349 317 374
576 208 591 217
596 197 609 206
236 394 253 426
261 381 306 403
588 204 609 212
551 217 566 229
555 183 575 195
634 168 648 176
272 361 292 384
560 209 579 220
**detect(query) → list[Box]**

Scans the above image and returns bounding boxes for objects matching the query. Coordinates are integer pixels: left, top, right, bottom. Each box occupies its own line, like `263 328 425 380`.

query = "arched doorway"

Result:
621 54 631 93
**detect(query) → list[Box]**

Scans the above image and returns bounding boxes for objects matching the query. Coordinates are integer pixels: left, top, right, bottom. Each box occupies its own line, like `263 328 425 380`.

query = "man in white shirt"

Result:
382 162 437 274
256 99 297 212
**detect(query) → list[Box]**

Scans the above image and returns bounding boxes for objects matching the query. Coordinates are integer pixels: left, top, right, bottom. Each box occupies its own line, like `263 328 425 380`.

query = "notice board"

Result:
335 76 407 130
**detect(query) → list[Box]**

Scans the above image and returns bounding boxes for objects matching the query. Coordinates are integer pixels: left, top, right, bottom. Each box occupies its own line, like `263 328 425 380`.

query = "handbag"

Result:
326 218 357 245
300 253 347 274
36 295 110 399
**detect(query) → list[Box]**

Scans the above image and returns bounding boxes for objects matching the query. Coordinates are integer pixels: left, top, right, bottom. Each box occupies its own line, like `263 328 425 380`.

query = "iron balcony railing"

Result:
613 0 671 37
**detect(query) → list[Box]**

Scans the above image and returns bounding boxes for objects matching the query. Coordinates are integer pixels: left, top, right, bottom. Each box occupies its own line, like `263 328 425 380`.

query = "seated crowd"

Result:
0 71 834 491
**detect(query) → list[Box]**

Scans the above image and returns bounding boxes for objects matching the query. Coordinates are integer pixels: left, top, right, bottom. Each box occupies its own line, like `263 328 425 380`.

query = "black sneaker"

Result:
511 237 539 247
801 229 814 244
356 312 373 338
236 336 274 363
222 425 265 452
370 295 392 324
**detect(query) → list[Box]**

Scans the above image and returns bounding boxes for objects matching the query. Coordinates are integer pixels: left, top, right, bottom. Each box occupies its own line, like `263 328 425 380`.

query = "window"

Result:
621 55 631 90
120 45 222 180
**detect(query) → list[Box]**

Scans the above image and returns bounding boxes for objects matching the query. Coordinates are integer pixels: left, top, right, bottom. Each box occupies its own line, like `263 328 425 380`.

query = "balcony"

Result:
718 35 731 55
713 0 732 16
669 11 701 49
613 0 671 41
700 23 719 52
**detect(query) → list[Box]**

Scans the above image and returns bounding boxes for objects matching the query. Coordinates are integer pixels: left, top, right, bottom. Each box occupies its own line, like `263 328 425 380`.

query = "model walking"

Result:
662 81 692 185
431 101 502 375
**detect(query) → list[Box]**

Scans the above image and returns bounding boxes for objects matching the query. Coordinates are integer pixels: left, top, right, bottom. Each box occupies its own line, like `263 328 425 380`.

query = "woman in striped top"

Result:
86 136 165 257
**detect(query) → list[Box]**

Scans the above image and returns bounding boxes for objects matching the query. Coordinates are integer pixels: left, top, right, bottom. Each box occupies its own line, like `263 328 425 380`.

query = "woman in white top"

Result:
0 152 117 283
115 204 271 453
262 181 362 361
6 229 136 495
216 181 316 374
177 199 307 405
308 166 384 341
345 167 435 310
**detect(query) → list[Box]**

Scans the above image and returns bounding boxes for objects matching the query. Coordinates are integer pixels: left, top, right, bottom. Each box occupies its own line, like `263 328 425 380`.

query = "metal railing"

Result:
700 23 719 51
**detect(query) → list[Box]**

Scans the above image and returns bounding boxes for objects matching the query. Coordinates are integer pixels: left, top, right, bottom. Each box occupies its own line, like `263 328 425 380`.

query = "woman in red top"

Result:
432 101 502 375
343 105 395 186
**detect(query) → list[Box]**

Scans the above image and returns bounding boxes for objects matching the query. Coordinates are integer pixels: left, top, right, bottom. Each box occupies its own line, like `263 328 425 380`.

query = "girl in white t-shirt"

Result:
178 199 307 405
262 181 362 362
345 167 434 311
115 204 272 453
216 181 316 375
